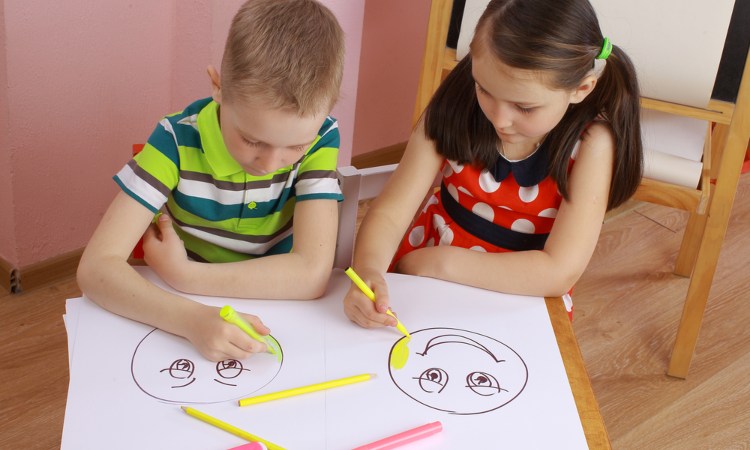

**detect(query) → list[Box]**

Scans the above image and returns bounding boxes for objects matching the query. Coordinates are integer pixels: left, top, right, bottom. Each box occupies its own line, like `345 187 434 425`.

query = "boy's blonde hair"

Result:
221 0 345 116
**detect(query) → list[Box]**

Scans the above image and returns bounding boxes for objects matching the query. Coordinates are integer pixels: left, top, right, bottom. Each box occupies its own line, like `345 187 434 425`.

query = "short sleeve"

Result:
113 119 180 213
294 117 343 202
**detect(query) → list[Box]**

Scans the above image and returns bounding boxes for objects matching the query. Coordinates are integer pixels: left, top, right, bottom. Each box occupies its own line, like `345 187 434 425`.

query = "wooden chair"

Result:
334 164 398 270
413 0 750 378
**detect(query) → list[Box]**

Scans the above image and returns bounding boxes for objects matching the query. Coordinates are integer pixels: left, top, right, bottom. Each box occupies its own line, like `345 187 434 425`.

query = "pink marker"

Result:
353 421 443 450
228 442 267 450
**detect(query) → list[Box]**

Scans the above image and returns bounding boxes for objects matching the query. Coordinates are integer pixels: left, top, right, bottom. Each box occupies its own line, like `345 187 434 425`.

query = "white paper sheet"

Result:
62 267 587 449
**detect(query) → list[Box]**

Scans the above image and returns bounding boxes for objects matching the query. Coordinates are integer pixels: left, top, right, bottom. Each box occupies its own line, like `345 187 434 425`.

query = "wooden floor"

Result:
1 173 749 449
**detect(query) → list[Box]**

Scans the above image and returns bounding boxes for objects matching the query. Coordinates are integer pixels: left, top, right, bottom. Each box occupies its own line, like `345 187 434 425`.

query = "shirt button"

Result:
247 201 257 209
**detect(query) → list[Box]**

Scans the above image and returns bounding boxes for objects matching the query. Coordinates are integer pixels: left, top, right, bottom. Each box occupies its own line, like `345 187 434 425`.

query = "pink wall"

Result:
352 0 431 155
0 0 15 264
0 0 365 268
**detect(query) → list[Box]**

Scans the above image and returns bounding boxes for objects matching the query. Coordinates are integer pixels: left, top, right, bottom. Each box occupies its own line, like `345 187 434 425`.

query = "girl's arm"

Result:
147 198 339 300
77 191 269 361
344 120 445 328
395 122 616 297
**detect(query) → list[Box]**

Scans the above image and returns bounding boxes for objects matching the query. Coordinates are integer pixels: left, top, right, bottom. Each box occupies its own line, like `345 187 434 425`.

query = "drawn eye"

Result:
216 359 246 379
466 371 505 396
160 358 194 379
415 368 449 393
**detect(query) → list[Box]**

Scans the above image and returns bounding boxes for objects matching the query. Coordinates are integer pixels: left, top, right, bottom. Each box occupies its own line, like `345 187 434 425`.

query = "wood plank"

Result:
546 297 611 449
17 248 83 292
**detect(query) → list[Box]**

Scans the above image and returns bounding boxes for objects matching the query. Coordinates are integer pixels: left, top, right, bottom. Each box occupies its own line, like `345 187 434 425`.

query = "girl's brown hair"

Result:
221 0 345 116
424 0 643 209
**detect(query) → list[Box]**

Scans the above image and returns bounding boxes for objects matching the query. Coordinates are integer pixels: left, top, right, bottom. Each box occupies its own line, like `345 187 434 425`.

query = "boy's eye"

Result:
242 137 262 147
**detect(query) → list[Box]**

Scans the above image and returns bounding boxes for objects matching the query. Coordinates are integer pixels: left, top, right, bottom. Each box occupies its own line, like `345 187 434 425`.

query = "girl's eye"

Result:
516 105 535 114
475 83 488 95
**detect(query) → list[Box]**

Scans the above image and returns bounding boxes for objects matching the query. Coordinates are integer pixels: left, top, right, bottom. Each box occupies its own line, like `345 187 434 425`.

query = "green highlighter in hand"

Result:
219 305 282 361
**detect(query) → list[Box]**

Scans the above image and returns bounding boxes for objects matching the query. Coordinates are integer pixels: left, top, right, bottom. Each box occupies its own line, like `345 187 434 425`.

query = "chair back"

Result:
334 164 398 269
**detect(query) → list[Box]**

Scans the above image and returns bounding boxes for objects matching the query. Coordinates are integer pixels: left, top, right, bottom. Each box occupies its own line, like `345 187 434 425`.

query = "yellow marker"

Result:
180 406 285 450
220 305 281 360
344 267 411 338
238 373 374 407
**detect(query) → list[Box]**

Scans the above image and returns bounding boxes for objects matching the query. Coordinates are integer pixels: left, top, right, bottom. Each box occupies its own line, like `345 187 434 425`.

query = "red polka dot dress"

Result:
392 138 580 312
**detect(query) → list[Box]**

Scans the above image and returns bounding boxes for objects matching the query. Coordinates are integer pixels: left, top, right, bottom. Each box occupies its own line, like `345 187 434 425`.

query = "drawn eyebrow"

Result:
417 334 505 363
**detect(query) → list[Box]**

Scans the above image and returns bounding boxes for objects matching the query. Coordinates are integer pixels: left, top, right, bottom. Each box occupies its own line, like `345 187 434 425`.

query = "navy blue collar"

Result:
489 138 550 187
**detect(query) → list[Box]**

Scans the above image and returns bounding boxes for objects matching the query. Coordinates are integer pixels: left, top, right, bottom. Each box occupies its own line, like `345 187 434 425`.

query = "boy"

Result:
77 0 345 362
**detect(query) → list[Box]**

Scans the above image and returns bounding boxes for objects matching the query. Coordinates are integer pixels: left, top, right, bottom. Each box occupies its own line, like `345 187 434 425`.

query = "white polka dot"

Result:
438 227 454 246
442 164 453 178
511 219 535 233
448 160 464 173
470 245 486 252
479 170 501 193
472 202 494 222
500 205 512 211
408 226 425 247
432 214 446 229
447 184 459 201
423 195 439 211
458 186 474 197
538 208 558 218
518 185 539 203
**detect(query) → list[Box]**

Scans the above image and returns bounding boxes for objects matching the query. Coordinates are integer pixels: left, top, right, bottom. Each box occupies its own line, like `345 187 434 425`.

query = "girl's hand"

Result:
183 304 270 362
143 214 191 290
343 269 397 329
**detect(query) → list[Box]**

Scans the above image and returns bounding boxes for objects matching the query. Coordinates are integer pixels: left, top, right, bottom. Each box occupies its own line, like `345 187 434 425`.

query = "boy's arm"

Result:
77 191 268 361
159 198 339 300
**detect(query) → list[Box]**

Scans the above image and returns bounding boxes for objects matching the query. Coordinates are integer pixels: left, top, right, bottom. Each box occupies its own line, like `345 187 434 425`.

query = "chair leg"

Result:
673 211 707 277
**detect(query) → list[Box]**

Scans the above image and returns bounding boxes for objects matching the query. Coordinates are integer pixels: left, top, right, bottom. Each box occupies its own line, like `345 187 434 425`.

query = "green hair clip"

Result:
596 37 612 60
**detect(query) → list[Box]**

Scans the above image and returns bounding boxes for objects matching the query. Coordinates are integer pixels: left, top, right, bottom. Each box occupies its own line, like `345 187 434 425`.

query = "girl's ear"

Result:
569 75 597 104
207 65 222 104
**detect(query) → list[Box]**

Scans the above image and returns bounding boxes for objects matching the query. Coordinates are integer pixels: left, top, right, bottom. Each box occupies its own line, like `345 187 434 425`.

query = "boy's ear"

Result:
569 75 597 104
207 65 222 104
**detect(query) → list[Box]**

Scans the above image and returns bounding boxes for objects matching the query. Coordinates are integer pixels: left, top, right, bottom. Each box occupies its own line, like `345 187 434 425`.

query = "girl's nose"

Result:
487 103 513 129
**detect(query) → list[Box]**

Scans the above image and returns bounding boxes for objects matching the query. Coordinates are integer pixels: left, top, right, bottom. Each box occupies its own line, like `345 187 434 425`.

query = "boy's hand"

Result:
143 214 190 289
342 269 397 329
183 304 271 362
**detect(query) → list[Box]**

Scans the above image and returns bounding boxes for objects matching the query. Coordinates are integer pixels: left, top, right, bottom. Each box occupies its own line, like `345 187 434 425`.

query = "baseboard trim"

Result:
0 256 20 294
16 248 83 293
351 141 407 169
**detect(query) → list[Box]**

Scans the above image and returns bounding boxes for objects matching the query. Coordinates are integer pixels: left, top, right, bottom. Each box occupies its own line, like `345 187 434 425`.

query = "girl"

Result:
344 0 642 329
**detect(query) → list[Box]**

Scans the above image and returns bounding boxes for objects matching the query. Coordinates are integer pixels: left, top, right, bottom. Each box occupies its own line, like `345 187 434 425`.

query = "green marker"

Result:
220 305 281 360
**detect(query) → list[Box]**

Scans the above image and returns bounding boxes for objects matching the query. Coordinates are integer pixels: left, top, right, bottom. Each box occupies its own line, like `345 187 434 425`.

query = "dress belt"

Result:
439 183 549 251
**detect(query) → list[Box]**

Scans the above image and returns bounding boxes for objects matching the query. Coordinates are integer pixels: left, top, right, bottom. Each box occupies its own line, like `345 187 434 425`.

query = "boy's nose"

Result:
254 148 285 173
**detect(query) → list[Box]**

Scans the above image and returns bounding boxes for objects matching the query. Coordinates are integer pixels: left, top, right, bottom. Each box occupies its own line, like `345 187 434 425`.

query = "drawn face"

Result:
131 329 283 403
389 328 527 415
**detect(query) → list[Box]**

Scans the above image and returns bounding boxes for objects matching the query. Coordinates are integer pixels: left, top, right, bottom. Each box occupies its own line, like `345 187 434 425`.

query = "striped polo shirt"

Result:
114 97 342 263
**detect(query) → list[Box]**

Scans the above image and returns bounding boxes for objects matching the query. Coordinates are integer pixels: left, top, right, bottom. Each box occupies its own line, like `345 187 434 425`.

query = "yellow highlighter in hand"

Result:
220 305 282 361
344 267 411 338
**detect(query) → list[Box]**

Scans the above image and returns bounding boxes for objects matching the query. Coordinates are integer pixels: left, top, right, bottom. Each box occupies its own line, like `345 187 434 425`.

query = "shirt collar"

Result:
197 100 244 177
